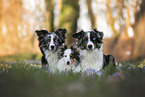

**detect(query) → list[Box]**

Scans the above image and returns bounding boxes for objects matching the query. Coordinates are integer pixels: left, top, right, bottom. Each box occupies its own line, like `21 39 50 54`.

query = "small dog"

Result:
56 45 80 73
35 28 67 73
72 29 115 72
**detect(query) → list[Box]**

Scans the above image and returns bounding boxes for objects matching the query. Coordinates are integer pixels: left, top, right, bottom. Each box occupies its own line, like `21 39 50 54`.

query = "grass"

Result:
0 60 145 97
0 53 41 62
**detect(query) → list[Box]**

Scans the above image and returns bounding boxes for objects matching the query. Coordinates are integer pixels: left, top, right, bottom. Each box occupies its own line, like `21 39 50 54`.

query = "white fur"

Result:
43 48 58 73
56 58 74 73
80 45 103 72
73 64 81 73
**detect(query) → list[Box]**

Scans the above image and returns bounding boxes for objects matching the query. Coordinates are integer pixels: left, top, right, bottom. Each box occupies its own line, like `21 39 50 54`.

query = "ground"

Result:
0 55 145 97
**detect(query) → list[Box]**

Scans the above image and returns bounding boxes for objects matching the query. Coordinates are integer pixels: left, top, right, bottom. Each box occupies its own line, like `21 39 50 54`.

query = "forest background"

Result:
0 0 145 62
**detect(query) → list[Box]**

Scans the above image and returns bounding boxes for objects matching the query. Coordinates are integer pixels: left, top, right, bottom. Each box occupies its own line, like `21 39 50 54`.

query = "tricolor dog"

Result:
72 29 115 72
56 45 80 73
35 28 67 73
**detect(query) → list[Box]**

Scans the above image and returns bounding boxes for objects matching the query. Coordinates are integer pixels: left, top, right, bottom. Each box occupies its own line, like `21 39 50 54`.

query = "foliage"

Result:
0 0 145 61
0 61 145 97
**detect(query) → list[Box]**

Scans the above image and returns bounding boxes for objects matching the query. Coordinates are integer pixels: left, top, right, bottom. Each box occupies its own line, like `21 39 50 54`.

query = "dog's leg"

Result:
108 55 115 66
103 54 115 69
41 55 48 68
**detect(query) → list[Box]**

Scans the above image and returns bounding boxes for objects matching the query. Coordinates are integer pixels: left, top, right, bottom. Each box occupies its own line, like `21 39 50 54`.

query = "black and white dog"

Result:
35 28 67 73
56 45 80 73
72 29 115 72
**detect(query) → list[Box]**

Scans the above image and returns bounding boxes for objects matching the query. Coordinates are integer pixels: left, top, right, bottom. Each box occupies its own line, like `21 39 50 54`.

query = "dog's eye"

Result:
84 38 88 41
93 38 96 41
70 55 72 58
53 39 56 42
46 39 50 42
48 36 51 38
64 55 67 57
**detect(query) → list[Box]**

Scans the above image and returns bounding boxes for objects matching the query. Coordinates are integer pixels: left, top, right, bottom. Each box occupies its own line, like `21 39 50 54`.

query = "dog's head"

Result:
35 28 67 51
72 29 104 50
58 45 80 65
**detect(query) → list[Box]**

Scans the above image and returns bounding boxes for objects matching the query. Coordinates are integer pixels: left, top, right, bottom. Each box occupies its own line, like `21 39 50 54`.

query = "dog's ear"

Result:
72 30 84 39
71 43 80 62
55 28 67 43
58 45 67 59
59 45 67 52
55 28 67 35
71 43 78 50
64 45 67 50
35 30 49 37
94 29 104 43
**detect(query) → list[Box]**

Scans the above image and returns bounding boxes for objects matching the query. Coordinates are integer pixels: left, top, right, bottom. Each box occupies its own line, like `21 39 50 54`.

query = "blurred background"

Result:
0 0 145 62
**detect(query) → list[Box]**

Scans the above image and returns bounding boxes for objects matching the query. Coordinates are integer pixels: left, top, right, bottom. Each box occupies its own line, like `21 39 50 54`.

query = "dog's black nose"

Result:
88 45 92 49
67 61 70 65
51 45 55 49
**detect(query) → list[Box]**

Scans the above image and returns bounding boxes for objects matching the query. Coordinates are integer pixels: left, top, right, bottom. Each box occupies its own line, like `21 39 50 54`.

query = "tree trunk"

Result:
132 0 145 59
45 0 54 32
86 0 96 29
58 0 80 45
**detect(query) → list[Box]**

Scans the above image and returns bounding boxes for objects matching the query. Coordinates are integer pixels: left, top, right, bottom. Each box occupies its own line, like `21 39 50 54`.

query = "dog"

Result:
35 28 67 73
56 45 80 73
72 29 115 73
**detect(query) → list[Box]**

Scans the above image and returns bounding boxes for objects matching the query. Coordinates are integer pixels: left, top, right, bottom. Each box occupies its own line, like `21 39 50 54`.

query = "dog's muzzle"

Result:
67 61 70 65
49 44 56 50
88 45 92 49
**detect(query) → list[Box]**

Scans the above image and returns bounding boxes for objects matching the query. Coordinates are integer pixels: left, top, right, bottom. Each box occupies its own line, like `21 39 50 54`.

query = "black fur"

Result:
103 54 115 69
71 43 80 63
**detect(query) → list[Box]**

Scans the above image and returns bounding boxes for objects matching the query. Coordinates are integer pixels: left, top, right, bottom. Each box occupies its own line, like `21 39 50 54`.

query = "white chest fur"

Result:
56 58 81 73
56 58 73 73
80 47 103 72
43 48 58 73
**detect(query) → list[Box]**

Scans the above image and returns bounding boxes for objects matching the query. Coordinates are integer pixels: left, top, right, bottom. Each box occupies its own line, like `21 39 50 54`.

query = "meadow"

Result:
0 56 145 97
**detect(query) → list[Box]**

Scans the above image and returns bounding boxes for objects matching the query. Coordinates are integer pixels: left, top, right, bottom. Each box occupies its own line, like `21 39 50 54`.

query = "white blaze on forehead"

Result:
50 34 54 45
48 34 55 50
64 49 71 64
87 32 91 41
64 49 71 55
87 32 94 49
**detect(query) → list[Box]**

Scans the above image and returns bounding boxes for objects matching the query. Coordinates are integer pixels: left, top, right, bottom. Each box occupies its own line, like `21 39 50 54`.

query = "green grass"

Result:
0 61 145 97
0 53 41 62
